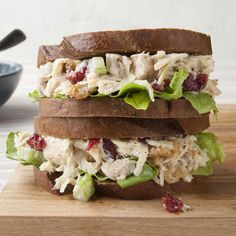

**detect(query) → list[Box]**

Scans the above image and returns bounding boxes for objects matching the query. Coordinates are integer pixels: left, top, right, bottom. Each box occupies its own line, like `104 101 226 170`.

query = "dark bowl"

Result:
0 61 22 107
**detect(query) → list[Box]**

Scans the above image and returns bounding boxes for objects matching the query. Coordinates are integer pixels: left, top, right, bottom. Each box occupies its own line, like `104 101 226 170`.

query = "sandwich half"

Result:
6 29 224 201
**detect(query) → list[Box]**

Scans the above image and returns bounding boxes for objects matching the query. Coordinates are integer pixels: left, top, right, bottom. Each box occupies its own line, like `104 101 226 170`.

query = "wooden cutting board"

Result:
0 105 236 236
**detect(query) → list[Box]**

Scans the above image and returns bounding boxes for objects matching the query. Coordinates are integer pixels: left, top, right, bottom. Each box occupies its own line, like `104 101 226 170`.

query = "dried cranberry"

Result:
183 73 208 92
152 83 165 92
161 193 184 213
68 67 87 84
27 134 46 151
152 79 171 92
103 139 118 159
183 74 199 91
86 138 100 151
196 73 208 90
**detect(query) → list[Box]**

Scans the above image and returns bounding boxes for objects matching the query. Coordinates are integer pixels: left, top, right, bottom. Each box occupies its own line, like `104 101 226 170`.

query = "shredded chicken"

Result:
101 159 136 180
15 133 210 194
152 51 214 85
38 51 218 99
52 58 80 76
147 136 208 186
106 53 131 78
130 52 155 81
202 79 221 96
69 83 92 99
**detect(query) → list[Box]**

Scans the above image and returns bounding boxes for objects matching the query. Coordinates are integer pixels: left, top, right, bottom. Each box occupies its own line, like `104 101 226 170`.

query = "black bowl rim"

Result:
0 61 23 79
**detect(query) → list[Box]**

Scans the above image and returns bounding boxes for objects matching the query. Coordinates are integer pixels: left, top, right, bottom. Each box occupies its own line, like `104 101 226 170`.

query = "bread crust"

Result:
34 114 209 139
37 45 78 67
33 166 203 200
37 29 212 67
39 98 203 119
61 29 212 58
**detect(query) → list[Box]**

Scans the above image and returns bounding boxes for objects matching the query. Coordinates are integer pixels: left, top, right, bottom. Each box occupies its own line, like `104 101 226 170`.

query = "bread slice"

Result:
33 166 204 200
37 45 78 67
38 29 212 67
34 114 209 139
61 29 212 58
39 98 202 119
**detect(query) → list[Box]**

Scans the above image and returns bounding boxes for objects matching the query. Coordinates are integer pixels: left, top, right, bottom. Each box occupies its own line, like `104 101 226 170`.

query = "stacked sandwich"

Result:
6 29 224 201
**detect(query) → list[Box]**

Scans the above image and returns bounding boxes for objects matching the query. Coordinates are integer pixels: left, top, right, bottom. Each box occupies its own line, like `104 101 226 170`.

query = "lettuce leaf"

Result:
195 132 225 163
110 82 148 98
192 132 225 176
28 90 70 101
154 69 189 100
17 146 44 166
6 132 44 167
191 161 214 176
117 163 156 188
124 90 151 110
183 91 218 114
28 89 41 102
6 132 19 160
91 82 152 110
73 173 95 201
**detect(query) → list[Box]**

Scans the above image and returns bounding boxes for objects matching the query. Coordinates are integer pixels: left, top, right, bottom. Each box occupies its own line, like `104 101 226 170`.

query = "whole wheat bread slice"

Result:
37 45 78 67
33 166 204 200
61 29 212 58
38 29 212 67
39 98 203 119
34 114 209 139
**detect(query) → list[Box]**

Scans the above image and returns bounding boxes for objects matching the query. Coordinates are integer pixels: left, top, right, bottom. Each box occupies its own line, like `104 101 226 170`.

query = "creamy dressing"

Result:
101 159 136 180
15 133 209 193
38 51 219 99
112 139 149 176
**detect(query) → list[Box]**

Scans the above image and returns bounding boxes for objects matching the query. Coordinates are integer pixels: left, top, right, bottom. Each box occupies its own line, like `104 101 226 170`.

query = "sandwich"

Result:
6 29 224 201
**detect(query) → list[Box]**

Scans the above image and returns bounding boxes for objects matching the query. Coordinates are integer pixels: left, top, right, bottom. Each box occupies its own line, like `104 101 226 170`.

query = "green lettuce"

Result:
28 90 70 101
6 132 19 160
191 162 214 176
6 132 44 167
17 146 44 166
27 69 218 114
154 69 189 100
110 82 148 98
196 132 225 163
28 89 41 102
124 90 151 110
91 82 152 109
111 82 152 110
183 92 218 114
73 173 95 201
192 132 225 176
117 163 156 188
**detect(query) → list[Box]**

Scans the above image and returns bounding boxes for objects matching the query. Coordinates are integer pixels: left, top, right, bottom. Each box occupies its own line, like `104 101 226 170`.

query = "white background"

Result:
0 0 235 67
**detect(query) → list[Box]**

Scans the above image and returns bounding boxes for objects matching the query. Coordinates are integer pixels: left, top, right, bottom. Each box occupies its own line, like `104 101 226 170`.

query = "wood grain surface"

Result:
0 105 236 236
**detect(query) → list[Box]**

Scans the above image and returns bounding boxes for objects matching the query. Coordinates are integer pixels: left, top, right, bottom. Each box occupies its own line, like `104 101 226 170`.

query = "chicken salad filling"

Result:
6 132 224 201
29 51 220 113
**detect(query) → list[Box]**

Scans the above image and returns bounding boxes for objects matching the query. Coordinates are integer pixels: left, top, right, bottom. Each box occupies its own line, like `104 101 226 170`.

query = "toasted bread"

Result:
38 29 212 67
39 98 203 119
